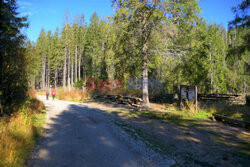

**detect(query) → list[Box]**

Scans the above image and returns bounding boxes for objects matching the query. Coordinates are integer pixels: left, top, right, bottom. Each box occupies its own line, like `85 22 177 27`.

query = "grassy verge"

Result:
37 89 91 102
108 104 213 127
38 89 250 122
112 105 250 129
206 104 250 122
0 96 46 167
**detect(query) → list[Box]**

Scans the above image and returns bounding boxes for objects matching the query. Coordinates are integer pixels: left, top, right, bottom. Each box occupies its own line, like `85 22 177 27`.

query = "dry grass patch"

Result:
0 97 46 167
56 89 90 102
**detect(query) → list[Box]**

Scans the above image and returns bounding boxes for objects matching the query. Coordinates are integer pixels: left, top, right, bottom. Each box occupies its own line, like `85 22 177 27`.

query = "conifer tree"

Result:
0 0 28 114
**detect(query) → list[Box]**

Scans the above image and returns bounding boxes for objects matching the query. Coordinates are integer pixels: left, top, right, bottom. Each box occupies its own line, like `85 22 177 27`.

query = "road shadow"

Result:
31 103 143 167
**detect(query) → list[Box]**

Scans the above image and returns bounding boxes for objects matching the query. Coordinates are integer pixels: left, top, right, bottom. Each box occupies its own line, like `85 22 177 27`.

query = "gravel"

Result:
27 95 175 167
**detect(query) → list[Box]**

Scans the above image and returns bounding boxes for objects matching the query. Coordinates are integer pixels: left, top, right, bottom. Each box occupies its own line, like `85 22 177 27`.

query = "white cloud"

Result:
17 0 39 16
20 11 32 16
17 1 32 7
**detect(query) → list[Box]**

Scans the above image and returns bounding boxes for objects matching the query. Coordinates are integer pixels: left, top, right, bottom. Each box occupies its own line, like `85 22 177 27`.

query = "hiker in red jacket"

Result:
52 89 56 100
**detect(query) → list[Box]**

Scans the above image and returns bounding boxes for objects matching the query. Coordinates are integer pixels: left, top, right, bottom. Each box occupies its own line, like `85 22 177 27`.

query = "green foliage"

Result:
73 80 85 89
0 0 29 114
28 0 249 96
227 0 250 93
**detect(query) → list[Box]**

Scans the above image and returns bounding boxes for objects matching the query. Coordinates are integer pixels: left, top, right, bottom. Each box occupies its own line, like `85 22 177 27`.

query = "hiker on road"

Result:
46 90 49 100
52 89 56 100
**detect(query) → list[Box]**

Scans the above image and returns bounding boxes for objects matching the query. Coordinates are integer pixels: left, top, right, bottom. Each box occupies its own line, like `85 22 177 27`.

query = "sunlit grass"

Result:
124 108 213 128
0 97 46 167
56 89 91 102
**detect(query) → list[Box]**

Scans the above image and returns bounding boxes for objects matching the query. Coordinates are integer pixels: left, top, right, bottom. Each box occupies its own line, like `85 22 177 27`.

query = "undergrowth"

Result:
0 93 46 167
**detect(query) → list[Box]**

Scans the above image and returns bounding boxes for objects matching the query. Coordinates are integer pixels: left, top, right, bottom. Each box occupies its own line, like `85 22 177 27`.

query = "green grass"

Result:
117 107 213 128
119 103 250 128
210 105 250 122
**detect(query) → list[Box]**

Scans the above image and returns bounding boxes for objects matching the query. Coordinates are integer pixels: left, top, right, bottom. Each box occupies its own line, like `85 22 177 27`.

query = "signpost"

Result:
180 85 188 100
173 85 179 100
180 85 198 111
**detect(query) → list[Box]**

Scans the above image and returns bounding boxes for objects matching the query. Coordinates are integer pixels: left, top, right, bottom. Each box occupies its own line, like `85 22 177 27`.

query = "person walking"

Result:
52 89 56 100
46 89 49 100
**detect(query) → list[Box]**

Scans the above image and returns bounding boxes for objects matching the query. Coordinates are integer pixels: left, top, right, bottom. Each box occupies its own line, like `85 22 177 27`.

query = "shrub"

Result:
73 80 85 90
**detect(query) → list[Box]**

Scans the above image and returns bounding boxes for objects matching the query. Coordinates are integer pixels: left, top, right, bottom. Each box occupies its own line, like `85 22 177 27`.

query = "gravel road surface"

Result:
28 96 174 167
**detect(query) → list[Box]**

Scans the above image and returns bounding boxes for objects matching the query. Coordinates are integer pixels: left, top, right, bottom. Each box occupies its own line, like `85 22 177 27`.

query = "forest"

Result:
0 0 249 113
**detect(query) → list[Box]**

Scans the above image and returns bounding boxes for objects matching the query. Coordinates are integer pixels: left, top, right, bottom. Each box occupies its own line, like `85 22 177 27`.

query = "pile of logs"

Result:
149 93 247 105
93 94 143 106
93 93 248 106
198 94 246 105
228 95 246 105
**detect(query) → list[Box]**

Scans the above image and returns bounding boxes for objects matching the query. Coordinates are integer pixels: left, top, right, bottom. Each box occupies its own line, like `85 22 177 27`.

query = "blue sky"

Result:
17 0 242 42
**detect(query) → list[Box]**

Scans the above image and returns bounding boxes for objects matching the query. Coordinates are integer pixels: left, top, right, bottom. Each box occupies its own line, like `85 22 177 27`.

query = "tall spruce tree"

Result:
0 0 28 114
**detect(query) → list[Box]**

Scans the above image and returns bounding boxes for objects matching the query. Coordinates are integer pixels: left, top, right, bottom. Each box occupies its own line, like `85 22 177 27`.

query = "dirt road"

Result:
28 96 174 167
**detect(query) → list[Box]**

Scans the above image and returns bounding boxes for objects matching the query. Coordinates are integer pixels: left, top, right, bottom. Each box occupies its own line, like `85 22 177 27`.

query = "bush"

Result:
73 80 85 90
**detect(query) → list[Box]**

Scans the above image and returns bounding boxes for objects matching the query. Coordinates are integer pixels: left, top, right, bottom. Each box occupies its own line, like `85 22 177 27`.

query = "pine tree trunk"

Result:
45 58 48 88
71 55 73 86
209 42 213 94
54 63 58 89
63 47 67 89
142 50 149 107
68 50 71 92
75 45 78 82
42 57 46 90
47 57 50 88
78 52 82 81
33 76 36 89
141 3 150 108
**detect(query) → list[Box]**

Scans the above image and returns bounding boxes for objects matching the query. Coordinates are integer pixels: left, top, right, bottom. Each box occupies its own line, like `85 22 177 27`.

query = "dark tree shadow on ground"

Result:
32 103 143 167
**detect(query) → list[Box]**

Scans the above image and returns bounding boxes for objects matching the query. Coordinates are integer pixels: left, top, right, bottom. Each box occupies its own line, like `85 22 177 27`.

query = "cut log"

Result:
213 114 250 129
